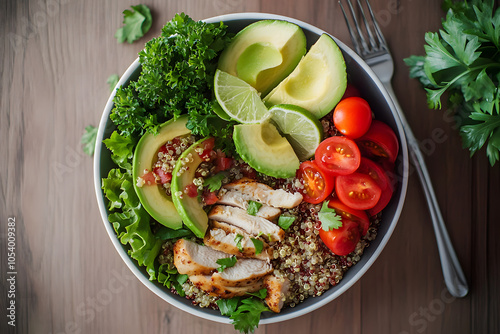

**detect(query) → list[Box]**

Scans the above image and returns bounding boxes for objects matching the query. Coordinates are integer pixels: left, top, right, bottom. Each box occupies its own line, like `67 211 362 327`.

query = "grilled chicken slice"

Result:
173 239 231 276
211 257 273 287
223 178 303 208
263 275 291 313
189 275 264 299
204 222 272 261
217 189 281 220
209 205 284 242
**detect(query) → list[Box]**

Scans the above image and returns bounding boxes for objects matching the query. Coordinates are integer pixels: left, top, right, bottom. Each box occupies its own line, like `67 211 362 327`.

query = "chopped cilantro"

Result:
115 4 152 44
230 298 270 334
246 288 267 299
250 238 263 255
247 200 263 216
216 256 237 272
318 201 343 231
278 214 296 230
204 172 227 192
234 234 244 252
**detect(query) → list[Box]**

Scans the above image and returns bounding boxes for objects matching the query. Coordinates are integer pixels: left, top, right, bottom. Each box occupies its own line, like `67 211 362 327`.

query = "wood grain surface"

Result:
1 1 499 333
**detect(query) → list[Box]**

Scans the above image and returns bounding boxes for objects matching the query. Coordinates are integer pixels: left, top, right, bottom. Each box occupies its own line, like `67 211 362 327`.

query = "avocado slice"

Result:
233 122 300 179
171 138 211 238
263 34 347 119
132 115 191 229
218 20 306 96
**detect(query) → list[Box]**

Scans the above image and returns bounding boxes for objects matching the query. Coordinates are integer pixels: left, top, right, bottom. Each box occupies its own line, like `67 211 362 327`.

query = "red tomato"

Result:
184 183 199 198
357 158 394 216
160 137 182 155
356 120 399 163
341 84 361 100
315 136 361 176
297 161 335 204
199 137 215 160
368 185 393 216
141 170 156 185
319 218 361 256
333 97 372 139
153 167 172 184
327 198 370 236
202 190 219 205
336 173 382 210
214 150 233 172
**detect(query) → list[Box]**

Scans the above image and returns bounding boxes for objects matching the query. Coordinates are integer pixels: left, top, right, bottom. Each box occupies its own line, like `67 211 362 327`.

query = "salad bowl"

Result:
94 12 408 325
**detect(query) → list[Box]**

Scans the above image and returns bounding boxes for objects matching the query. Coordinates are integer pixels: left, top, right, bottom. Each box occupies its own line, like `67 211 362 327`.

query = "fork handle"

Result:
382 83 469 298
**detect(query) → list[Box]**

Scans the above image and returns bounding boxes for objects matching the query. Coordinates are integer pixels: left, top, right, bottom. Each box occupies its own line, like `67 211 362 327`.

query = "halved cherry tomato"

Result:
357 158 394 216
319 218 361 256
336 172 382 210
296 161 334 204
333 97 372 139
315 136 361 176
356 120 399 163
327 198 370 236
184 183 199 198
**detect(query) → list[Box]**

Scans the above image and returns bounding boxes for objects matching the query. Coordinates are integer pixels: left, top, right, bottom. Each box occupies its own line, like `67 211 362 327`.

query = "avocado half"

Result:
132 115 191 229
218 19 307 96
264 34 347 119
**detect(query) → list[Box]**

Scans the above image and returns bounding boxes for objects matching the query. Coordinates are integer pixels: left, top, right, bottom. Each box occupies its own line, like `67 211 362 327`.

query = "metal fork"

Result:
339 0 468 298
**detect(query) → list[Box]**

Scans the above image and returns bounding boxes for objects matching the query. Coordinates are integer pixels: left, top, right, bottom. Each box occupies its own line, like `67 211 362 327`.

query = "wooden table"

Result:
2 1 499 333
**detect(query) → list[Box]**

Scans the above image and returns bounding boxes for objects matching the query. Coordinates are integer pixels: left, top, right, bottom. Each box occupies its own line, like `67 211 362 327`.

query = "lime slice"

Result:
214 69 269 123
269 104 324 161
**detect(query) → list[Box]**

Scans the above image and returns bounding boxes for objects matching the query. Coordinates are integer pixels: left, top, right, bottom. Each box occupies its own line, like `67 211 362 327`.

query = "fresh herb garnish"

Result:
81 125 98 156
234 234 244 252
318 201 342 231
405 0 500 165
247 200 263 216
204 172 227 192
107 74 119 92
156 227 195 241
278 214 296 230
250 238 263 255
115 4 152 44
216 255 237 272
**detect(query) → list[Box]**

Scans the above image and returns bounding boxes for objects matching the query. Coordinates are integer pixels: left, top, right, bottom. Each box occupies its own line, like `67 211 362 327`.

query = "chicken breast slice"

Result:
212 257 273 287
189 275 264 299
223 178 303 208
217 189 281 220
208 205 284 242
173 239 231 276
263 275 291 313
204 223 272 261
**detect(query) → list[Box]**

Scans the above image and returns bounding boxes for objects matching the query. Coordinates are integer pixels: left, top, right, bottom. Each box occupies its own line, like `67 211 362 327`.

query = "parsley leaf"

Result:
246 288 267 299
230 298 270 334
217 297 241 316
250 238 263 255
216 256 237 272
278 214 296 230
81 125 98 156
247 200 262 216
318 201 343 231
204 172 227 192
107 74 119 92
115 4 152 44
234 234 244 252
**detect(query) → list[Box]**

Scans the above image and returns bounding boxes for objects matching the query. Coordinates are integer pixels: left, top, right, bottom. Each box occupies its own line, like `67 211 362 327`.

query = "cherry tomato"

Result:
202 190 219 205
315 136 361 176
356 120 399 163
357 158 394 216
296 161 335 204
333 97 372 139
214 150 233 172
336 172 382 210
319 218 361 256
153 167 172 184
327 198 370 236
341 84 361 100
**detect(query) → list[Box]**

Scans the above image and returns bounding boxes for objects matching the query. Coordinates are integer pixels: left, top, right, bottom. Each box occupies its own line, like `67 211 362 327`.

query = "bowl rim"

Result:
94 12 408 325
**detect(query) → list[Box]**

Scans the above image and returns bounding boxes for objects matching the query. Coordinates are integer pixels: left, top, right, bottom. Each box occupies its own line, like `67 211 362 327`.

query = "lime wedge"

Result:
269 104 324 161
214 69 269 123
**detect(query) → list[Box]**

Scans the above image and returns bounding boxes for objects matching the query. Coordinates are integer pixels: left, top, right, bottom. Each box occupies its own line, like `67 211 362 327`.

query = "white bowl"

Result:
94 12 408 325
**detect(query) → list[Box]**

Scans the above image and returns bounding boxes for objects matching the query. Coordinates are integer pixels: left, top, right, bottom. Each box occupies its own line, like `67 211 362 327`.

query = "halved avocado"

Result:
171 138 210 238
233 122 300 179
263 34 347 119
218 20 307 96
132 115 191 229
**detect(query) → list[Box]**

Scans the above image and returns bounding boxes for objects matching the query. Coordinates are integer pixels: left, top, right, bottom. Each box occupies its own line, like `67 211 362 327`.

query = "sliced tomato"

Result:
319 218 361 256
153 167 172 184
357 158 394 216
336 173 382 210
141 170 156 185
202 190 219 205
368 185 393 216
327 198 370 236
296 161 335 204
199 137 215 160
214 150 233 172
333 97 372 139
356 120 399 163
315 136 361 176
184 183 199 198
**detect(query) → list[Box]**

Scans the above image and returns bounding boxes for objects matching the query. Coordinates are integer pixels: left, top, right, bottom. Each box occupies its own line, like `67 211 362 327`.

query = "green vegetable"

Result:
107 74 119 92
203 172 228 192
318 201 342 231
246 288 267 299
115 4 152 44
155 227 195 241
250 238 263 255
234 234 244 252
278 214 296 230
103 131 136 170
405 0 500 165
216 255 237 272
246 200 262 216
81 125 97 156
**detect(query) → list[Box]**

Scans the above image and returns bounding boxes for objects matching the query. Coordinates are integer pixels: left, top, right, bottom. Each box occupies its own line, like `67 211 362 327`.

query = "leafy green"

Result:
318 201 342 231
115 4 152 44
405 0 500 165
107 74 119 92
103 131 136 170
217 291 270 334
250 238 263 255
278 214 296 230
217 297 241 316
81 125 98 156
203 172 227 192
156 226 195 240
246 288 267 299
216 255 237 272
246 200 262 216
234 234 244 252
